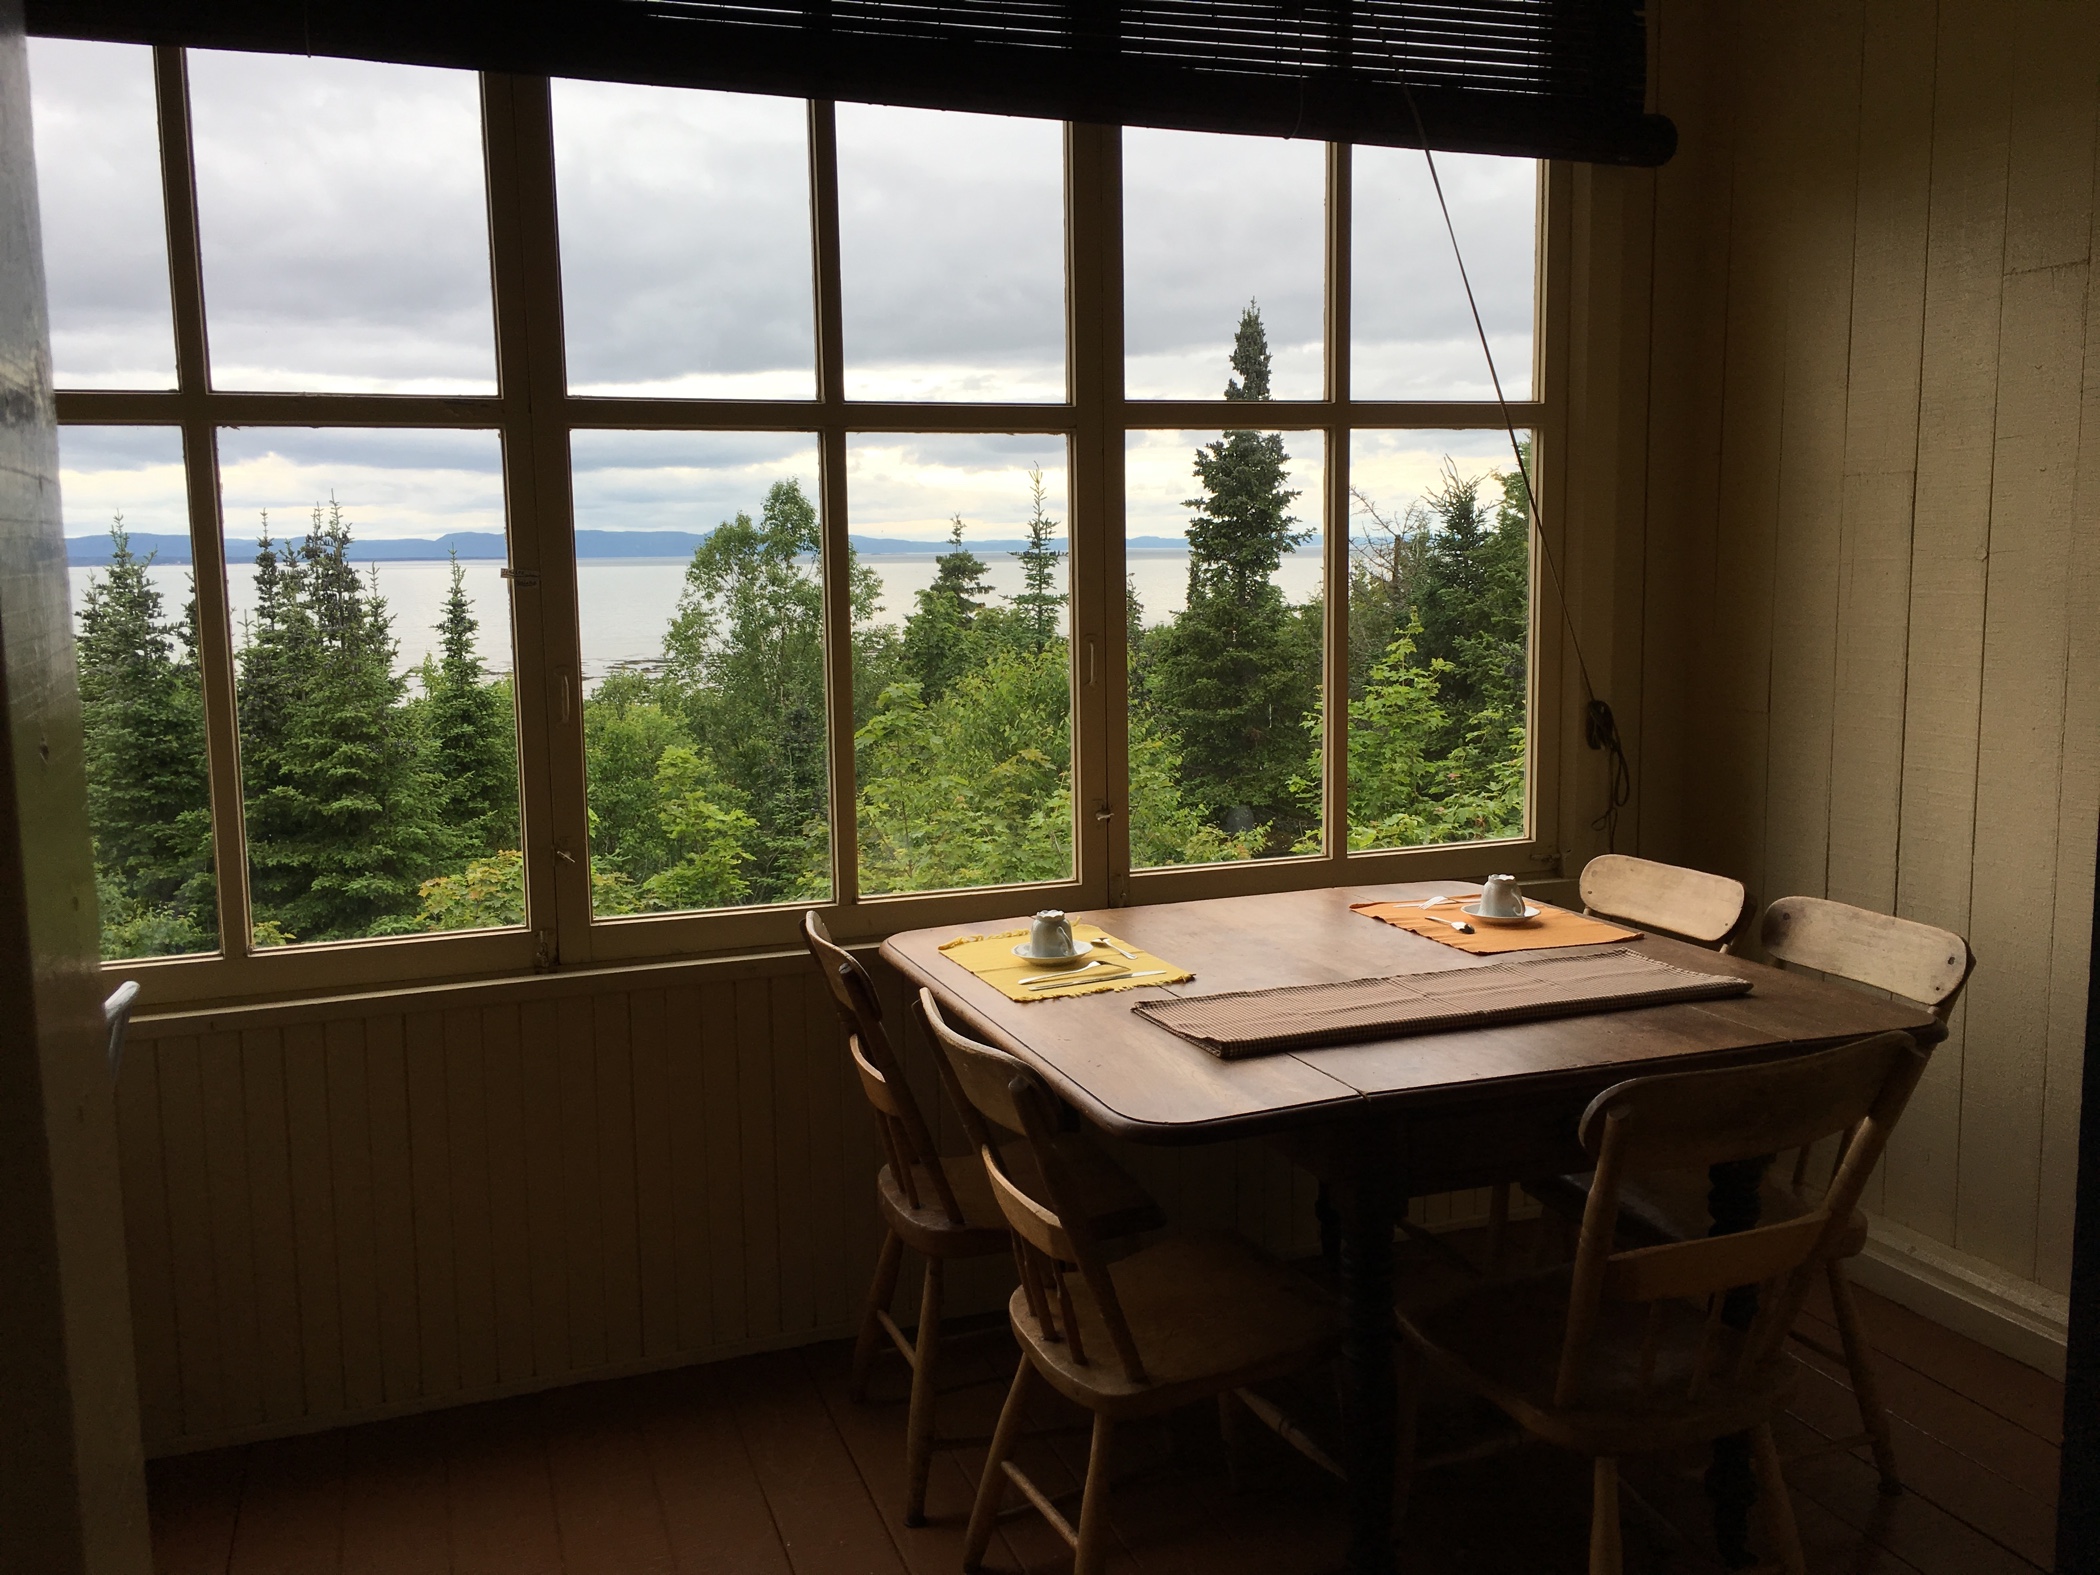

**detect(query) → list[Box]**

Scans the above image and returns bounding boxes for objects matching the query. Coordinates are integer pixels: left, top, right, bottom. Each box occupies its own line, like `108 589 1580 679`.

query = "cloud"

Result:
27 39 178 389
1123 129 1327 399
186 50 497 393
1124 429 1324 543
56 426 188 535
845 433 1069 536
836 104 1067 398
571 430 822 532
1348 430 1528 535
215 428 506 540
553 81 819 396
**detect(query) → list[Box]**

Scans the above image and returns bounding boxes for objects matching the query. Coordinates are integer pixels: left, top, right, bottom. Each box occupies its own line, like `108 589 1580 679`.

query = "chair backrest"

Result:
1579 855 1750 950
1760 896 1974 1020
915 988 1151 1384
1555 1030 1928 1410
802 912 963 1225
103 979 140 1079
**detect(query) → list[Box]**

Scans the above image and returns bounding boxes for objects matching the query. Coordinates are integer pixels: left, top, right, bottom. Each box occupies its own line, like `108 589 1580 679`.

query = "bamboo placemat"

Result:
1133 948 1751 1059
938 924 1194 1002
1352 896 1638 954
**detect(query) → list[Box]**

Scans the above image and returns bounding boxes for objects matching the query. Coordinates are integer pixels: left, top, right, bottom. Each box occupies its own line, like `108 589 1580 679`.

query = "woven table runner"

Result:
1132 948 1751 1059
939 924 1194 1002
1352 897 1639 954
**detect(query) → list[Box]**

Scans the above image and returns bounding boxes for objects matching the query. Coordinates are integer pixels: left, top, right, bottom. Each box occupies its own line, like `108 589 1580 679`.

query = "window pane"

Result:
217 429 521 945
838 105 1065 401
1123 128 1323 401
849 435 1073 894
188 52 496 393
1346 431 1531 850
28 40 177 389
1126 408 1325 863
1352 150 1536 400
60 427 218 958
569 431 831 915
553 82 816 400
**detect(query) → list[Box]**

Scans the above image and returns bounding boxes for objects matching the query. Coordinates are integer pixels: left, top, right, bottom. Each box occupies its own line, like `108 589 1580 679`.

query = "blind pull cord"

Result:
1400 85 1633 852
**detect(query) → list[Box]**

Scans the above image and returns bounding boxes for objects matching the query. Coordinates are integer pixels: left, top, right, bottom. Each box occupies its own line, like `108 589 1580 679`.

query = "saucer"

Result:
1462 903 1541 926
1013 942 1090 966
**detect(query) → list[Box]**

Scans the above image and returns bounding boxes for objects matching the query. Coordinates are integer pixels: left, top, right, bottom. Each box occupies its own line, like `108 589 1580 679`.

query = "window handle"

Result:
500 565 539 588
558 671 573 726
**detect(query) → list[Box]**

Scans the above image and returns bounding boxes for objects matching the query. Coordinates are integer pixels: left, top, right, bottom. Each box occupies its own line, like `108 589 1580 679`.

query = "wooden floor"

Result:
148 1240 2063 1575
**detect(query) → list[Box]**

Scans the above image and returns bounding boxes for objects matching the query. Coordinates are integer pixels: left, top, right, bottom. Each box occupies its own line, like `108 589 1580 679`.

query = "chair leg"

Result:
1589 1457 1622 1575
1073 1413 1119 1575
1485 1183 1511 1276
1217 1390 1253 1493
1393 1338 1422 1525
1752 1423 1807 1575
902 1256 945 1527
850 1229 904 1402
1826 1260 1902 1494
964 1361 1036 1573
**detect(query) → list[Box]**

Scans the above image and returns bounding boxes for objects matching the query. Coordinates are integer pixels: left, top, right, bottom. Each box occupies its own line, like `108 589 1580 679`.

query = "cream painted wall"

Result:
1634 0 2099 1319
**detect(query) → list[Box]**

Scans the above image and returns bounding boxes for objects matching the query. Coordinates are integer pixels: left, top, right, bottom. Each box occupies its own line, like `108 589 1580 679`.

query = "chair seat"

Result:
1526 1167 1869 1259
1400 1267 1800 1457
879 1136 1164 1256
1013 1234 1338 1419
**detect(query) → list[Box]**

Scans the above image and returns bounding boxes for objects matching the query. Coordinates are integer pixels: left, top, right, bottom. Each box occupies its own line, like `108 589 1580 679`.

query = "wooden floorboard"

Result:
147 1255 2062 1575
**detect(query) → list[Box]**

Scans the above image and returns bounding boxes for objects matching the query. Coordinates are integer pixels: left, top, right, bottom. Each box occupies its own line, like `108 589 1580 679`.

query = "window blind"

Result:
26 1 1674 163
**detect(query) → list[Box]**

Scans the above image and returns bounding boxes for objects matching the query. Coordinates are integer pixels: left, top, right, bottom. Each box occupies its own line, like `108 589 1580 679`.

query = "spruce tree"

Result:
418 552 519 859
899 515 991 699
1142 303 1320 846
1413 459 1529 760
1008 465 1067 652
239 500 445 942
74 518 216 953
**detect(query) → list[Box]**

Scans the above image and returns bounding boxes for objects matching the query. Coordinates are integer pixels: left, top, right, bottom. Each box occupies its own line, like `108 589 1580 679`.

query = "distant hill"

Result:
65 530 1206 567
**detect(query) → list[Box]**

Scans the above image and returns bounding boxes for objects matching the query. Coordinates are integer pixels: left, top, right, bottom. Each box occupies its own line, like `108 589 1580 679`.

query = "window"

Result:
32 49 1553 997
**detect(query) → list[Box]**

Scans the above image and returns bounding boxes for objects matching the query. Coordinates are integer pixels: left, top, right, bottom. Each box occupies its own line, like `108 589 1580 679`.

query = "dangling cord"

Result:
1398 87 1634 851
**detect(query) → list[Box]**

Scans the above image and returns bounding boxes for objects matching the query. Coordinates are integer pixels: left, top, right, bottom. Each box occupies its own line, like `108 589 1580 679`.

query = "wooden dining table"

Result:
881 881 1945 1574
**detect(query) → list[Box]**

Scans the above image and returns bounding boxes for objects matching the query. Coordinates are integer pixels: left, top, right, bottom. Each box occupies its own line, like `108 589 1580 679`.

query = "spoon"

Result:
1090 936 1141 960
1425 912 1476 935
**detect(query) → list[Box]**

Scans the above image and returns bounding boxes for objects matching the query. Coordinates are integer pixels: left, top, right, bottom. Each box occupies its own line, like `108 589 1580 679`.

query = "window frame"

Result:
53 52 1567 1006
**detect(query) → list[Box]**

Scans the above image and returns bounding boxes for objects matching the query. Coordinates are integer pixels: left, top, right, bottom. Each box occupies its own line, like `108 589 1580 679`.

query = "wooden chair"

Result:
915 990 1339 1575
801 912 1162 1526
1525 896 1972 1493
1399 1030 1931 1575
1579 853 1751 949
1485 857 1753 1268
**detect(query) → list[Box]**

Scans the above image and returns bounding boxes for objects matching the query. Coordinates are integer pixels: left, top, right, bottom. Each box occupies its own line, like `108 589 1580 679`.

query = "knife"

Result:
1025 969 1167 992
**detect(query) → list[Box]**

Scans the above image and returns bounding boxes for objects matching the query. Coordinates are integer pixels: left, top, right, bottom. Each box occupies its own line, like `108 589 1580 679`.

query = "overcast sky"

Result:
32 40 1537 548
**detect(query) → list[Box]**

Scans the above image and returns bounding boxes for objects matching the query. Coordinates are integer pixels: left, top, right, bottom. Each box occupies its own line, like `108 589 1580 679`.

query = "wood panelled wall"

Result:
1636 0 2100 1306
116 955 1344 1456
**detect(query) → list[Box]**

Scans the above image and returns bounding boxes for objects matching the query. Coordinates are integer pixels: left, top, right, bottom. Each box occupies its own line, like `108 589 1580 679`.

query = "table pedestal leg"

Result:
1705 1154 1772 1568
1337 1175 1400 1575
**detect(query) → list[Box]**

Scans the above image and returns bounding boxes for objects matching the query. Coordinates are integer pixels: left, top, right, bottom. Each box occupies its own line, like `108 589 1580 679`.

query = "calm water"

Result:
68 547 1326 686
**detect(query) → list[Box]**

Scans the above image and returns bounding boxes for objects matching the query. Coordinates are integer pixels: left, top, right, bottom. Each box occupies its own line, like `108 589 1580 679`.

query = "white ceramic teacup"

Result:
1479 874 1526 918
1029 910 1078 958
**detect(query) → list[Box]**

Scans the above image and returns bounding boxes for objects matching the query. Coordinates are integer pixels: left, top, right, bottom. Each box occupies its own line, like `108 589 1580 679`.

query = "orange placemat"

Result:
1352 897 1638 954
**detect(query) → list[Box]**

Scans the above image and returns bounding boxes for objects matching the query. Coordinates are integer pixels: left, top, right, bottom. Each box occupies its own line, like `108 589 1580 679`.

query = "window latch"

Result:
1094 801 1114 823
501 566 540 588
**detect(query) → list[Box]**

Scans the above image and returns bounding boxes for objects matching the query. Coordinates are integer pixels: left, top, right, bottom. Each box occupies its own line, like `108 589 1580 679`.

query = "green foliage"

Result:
1139 303 1321 852
75 519 217 956
1008 465 1068 652
415 553 518 860
239 503 451 943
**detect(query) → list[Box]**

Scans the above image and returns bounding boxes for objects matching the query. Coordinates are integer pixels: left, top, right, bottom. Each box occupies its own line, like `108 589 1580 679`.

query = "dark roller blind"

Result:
26 1 1675 164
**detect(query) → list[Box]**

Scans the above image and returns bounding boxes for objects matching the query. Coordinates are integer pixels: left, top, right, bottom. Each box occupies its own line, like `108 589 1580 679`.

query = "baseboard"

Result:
1851 1217 2069 1380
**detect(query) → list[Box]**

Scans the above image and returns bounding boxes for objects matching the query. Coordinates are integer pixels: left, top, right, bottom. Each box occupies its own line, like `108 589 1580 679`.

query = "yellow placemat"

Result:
938 924 1194 1001
1352 898 1639 954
